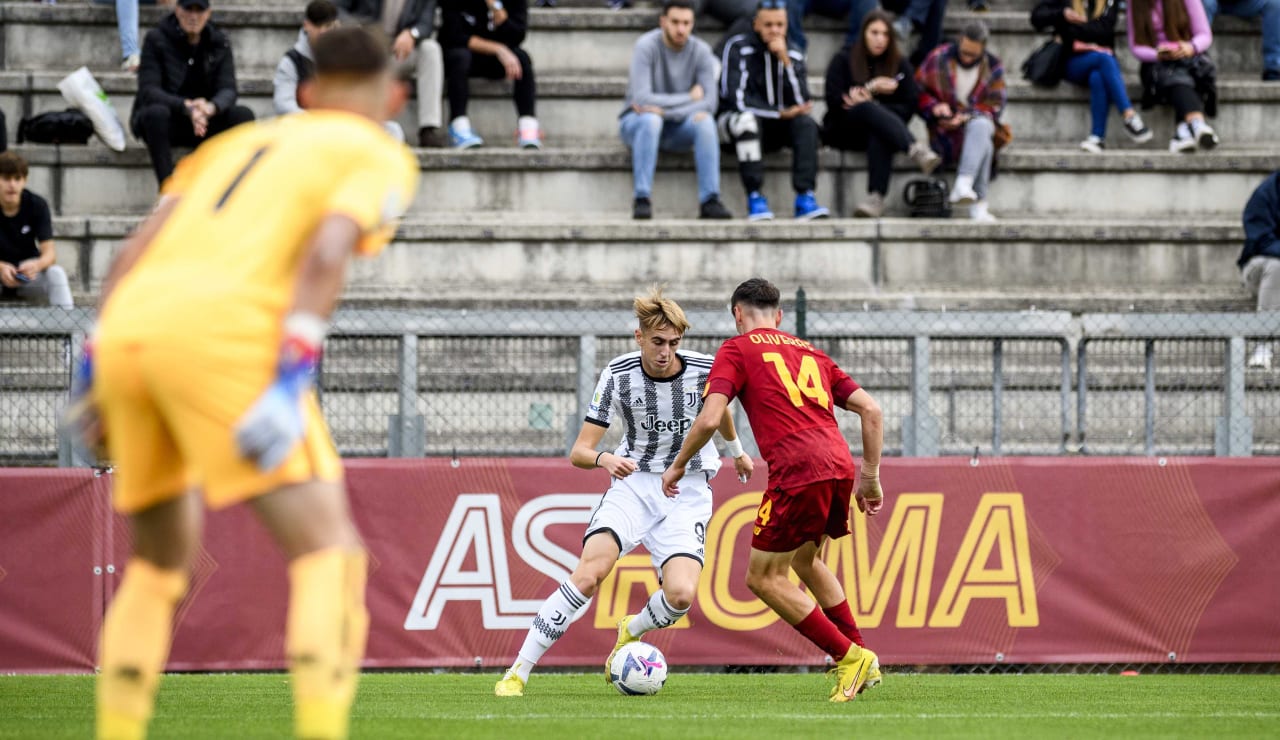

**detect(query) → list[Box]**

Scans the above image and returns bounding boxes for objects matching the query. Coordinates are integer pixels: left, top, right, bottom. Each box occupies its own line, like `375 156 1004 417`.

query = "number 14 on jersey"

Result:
762 352 830 409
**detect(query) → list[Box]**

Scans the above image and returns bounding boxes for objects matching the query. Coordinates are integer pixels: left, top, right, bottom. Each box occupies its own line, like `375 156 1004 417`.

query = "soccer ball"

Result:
608 642 667 696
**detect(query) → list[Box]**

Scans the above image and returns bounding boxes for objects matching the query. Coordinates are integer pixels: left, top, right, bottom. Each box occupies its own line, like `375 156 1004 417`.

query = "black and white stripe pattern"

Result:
584 350 721 475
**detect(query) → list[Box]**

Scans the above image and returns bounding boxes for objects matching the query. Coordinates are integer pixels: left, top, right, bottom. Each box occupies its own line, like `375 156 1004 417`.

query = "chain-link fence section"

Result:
1 303 1277 465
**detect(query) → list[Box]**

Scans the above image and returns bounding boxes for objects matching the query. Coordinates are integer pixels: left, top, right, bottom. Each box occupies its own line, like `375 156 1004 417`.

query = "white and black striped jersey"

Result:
585 350 722 476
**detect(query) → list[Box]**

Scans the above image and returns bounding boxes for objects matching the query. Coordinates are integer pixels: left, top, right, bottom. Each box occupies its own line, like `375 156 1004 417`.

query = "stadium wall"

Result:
2 458 1277 673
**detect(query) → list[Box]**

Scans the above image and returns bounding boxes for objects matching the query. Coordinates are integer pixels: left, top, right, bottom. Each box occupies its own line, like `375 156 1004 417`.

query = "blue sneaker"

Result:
794 191 830 220
448 118 484 149
747 191 774 221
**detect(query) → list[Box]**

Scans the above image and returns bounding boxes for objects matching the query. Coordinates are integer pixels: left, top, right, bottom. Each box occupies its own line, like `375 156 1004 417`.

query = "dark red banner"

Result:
2 458 1278 673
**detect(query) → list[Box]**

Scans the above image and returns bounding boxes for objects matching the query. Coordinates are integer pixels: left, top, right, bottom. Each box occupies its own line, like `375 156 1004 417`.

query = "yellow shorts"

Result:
93 339 344 514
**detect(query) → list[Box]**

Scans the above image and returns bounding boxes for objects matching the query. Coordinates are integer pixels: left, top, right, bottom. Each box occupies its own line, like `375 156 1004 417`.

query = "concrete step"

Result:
11 142 1272 217
34 213 1253 311
4 69 1276 148
0 4 1265 75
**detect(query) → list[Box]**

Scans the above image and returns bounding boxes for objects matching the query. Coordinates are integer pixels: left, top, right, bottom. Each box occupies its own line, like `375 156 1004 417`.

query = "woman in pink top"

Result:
1127 0 1220 152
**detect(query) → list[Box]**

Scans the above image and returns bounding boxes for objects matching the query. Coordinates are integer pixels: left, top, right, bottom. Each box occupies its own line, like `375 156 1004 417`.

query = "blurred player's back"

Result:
99 112 416 345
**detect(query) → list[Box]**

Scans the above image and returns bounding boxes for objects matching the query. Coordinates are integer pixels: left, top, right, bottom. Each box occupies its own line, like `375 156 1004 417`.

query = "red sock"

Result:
823 601 864 647
793 605 853 661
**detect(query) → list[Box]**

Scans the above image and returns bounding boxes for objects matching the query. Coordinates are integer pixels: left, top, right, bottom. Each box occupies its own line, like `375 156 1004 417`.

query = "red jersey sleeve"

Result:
823 351 861 409
706 338 747 401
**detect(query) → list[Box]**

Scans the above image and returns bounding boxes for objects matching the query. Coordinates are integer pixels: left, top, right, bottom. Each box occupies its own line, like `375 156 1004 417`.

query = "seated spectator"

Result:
1202 0 1279 81
823 9 941 217
334 0 448 147
274 0 340 116
93 0 164 72
1127 0 1219 152
786 0 873 53
621 0 731 220
1033 0 1152 152
440 0 542 149
0 153 73 309
885 0 949 66
696 0 759 25
1240 170 1279 368
718 1 829 221
130 0 255 185
915 22 1007 222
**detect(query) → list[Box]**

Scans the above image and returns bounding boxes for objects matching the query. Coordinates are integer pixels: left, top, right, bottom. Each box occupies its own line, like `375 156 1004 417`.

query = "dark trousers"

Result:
882 0 947 66
443 46 537 121
0 108 7 151
825 101 914 195
727 114 820 194
1166 83 1203 122
133 103 255 184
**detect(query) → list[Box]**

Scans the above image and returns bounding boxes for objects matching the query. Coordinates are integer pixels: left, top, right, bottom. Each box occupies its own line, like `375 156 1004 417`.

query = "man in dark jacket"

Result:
439 0 542 149
334 0 447 147
1240 170 1280 368
717 1 829 221
130 0 255 185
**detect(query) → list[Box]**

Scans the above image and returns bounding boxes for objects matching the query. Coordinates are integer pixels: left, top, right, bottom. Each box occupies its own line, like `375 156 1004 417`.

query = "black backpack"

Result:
903 178 951 218
17 109 95 145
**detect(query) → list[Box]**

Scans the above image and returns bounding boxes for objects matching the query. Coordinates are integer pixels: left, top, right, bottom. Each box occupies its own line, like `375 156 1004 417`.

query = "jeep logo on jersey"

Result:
639 415 692 434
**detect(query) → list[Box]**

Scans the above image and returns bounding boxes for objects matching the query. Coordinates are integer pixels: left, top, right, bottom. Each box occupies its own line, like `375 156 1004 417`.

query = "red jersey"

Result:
705 328 861 489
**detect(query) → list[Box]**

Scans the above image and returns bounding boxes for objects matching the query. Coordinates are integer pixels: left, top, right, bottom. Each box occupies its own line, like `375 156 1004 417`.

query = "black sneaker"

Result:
418 126 449 148
1121 113 1152 143
699 196 733 219
1264 69 1280 82
968 0 989 10
633 197 652 220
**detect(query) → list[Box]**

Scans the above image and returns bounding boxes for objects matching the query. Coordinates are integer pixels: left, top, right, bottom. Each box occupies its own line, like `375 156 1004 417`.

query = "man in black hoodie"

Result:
717 1 829 221
130 0 255 185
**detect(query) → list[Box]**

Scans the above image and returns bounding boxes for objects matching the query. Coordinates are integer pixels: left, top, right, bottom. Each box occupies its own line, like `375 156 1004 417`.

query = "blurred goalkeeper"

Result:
69 26 418 740
661 277 886 703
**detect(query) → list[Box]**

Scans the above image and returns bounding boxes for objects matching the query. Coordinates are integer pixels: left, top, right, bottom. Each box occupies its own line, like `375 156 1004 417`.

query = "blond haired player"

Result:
494 288 754 696
68 27 418 740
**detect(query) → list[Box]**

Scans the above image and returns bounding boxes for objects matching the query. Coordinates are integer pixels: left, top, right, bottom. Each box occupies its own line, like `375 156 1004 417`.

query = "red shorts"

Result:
751 478 855 553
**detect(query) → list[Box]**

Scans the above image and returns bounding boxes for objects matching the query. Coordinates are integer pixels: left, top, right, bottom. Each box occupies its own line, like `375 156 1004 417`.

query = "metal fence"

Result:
1 305 1277 465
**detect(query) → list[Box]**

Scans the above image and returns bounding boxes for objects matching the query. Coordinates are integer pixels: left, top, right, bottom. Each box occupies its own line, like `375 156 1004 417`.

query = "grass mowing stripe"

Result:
2 672 1278 739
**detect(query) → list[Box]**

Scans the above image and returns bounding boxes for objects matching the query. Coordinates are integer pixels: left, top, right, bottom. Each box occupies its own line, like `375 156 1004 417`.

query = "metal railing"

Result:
1 307 1277 465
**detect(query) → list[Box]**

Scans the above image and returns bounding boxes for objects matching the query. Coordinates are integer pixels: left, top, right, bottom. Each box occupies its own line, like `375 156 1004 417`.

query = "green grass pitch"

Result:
2 672 1278 739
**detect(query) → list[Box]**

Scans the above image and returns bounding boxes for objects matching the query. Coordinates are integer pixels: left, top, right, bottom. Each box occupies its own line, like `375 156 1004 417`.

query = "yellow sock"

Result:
287 548 368 740
96 559 188 740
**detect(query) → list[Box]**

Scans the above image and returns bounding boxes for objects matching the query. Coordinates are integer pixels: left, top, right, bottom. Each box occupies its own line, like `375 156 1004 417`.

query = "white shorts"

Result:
584 471 713 573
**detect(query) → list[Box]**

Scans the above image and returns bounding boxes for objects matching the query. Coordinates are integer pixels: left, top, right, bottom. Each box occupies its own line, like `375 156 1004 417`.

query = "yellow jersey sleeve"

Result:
323 145 419 257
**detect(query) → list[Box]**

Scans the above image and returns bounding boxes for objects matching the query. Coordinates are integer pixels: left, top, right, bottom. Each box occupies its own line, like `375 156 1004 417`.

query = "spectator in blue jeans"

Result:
786 0 873 52
1202 0 1280 80
95 0 168 72
1032 0 1153 152
620 0 731 219
885 0 949 66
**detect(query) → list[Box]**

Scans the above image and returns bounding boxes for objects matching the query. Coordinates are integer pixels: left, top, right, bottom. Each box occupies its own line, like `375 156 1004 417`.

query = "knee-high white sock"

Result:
512 581 589 681
628 590 688 637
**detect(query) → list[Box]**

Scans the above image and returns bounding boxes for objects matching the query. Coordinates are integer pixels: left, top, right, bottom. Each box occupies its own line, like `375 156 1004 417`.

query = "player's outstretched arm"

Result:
717 406 753 483
569 421 636 479
661 392 728 497
845 388 885 516
235 215 360 471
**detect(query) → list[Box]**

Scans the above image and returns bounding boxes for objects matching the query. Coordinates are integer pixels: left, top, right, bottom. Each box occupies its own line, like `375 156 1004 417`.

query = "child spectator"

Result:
440 0 543 149
1127 0 1219 152
0 153 73 309
823 9 941 217
1032 0 1153 152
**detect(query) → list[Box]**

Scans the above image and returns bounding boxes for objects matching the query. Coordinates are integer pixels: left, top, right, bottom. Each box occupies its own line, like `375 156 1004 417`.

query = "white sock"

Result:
628 590 688 637
452 115 473 133
954 175 975 194
517 115 539 132
512 581 588 681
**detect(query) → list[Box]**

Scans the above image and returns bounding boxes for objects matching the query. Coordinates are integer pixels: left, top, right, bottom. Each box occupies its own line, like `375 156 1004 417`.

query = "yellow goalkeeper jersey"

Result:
98 110 419 345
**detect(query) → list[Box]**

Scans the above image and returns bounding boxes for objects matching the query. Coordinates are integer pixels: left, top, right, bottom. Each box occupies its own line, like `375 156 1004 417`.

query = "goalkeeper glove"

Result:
64 334 107 463
235 314 325 472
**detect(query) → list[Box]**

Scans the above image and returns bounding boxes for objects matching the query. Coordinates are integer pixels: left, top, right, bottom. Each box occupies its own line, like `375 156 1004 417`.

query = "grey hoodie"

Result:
273 29 312 116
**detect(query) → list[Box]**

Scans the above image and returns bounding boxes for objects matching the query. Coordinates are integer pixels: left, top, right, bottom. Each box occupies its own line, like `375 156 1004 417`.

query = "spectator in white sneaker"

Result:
915 22 1006 222
0 153 73 309
1240 170 1280 369
1127 0 1219 153
440 0 542 149
1032 0 1152 153
823 9 940 218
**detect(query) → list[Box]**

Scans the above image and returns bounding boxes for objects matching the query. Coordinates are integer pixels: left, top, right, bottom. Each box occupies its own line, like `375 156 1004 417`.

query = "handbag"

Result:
903 178 951 218
16 109 94 145
993 120 1014 150
1022 37 1064 87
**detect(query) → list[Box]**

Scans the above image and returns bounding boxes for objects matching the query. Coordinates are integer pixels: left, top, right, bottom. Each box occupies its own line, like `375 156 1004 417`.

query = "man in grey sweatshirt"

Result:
620 0 731 219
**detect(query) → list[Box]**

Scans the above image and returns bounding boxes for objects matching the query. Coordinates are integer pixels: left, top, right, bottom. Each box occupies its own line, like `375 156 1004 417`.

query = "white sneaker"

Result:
517 115 543 150
1190 118 1219 149
1169 122 1197 153
970 201 997 222
1122 112 1153 143
1248 344 1273 369
1079 135 1105 154
950 175 977 206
